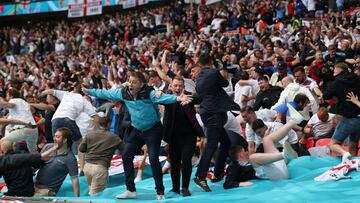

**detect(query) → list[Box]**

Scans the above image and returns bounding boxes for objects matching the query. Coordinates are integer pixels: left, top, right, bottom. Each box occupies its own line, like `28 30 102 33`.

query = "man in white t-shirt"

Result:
304 107 336 139
0 89 38 152
41 89 97 154
251 120 298 152
240 106 276 154
234 72 256 109
249 104 303 180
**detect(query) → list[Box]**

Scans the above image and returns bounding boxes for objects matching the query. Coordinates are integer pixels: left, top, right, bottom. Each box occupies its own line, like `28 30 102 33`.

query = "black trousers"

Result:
169 136 196 190
122 123 164 194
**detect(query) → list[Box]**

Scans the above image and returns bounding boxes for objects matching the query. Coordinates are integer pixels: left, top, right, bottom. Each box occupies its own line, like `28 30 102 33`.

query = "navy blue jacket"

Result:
196 68 240 114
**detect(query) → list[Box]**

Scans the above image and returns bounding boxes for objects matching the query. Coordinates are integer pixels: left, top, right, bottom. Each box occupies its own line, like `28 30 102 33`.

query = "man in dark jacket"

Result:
223 145 256 190
163 76 204 197
1 140 38 197
193 54 240 192
253 76 282 110
323 62 360 163
0 140 57 196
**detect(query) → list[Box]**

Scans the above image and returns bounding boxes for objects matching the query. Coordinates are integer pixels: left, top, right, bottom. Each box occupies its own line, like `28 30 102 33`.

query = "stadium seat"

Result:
315 138 332 147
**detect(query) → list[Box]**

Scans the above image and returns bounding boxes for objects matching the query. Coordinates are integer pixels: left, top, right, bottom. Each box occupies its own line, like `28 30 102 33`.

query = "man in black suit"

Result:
163 76 204 197
193 54 241 192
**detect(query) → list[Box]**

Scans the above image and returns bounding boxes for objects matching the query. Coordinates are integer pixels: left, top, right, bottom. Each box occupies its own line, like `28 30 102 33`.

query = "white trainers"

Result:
286 103 304 124
134 176 142 183
116 190 137 199
283 141 298 163
342 152 351 163
157 194 165 200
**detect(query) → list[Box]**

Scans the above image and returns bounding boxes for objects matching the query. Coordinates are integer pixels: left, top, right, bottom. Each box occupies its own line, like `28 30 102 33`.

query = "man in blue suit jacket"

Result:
194 54 241 192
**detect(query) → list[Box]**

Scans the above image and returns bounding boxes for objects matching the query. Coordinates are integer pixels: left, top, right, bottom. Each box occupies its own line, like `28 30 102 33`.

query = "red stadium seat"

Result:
315 138 332 147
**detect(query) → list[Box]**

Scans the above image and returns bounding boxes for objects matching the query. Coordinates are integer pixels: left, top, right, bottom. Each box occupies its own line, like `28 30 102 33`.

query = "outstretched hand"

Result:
81 86 89 95
239 182 253 187
346 91 358 104
155 90 163 99
178 94 193 106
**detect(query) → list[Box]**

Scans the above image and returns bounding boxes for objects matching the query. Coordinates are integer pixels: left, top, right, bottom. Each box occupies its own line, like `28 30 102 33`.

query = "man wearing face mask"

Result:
82 72 192 200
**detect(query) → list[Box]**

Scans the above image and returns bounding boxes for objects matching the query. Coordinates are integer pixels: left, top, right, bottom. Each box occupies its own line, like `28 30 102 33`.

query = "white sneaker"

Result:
286 103 304 124
342 152 351 163
134 176 142 183
283 141 298 163
157 194 165 200
116 190 137 199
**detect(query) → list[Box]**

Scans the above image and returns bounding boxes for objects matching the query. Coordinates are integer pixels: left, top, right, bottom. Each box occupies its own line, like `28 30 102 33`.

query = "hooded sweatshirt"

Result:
323 71 360 118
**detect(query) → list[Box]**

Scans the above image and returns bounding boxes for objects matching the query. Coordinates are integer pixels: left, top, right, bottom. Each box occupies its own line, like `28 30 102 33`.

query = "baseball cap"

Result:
277 61 288 70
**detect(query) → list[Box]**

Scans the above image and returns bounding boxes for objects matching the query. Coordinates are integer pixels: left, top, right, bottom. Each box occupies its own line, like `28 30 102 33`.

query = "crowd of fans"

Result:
0 0 360 200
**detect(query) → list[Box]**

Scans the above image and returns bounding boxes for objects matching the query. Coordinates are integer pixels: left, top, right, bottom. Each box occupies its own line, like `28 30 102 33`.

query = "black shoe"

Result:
193 177 211 192
181 188 191 197
79 171 84 176
210 176 223 183
169 189 180 194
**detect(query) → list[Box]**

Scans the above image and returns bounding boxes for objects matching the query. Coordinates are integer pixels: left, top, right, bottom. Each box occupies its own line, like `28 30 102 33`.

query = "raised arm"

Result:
0 99 15 108
0 153 43 174
150 90 192 106
30 103 56 111
0 118 32 127
346 91 360 108
85 88 123 101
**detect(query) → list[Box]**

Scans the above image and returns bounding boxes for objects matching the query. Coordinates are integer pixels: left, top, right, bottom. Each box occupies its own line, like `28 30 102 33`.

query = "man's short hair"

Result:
131 72 147 84
56 127 73 148
199 54 212 66
327 44 336 51
294 93 309 104
252 119 266 132
334 62 349 72
240 71 250 80
172 76 185 84
258 76 269 82
229 145 244 161
240 106 254 114
148 71 160 79
7 88 21 98
97 116 108 129
293 67 305 74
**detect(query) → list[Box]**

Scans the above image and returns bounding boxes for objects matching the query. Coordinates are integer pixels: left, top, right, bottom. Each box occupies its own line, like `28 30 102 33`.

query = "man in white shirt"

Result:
251 120 298 152
41 89 97 154
304 107 336 139
0 89 38 152
293 67 323 103
272 76 318 120
234 72 256 109
240 107 277 154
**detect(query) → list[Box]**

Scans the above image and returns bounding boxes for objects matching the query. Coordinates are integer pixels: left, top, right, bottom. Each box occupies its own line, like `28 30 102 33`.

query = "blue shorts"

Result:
332 117 360 143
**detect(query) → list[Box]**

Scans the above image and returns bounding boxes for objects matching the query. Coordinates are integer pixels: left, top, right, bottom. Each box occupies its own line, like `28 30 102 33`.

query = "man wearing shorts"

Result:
0 89 38 152
323 63 360 163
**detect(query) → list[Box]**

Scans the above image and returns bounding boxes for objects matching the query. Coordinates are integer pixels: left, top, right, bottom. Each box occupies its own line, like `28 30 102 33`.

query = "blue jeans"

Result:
52 118 82 154
332 117 360 143
196 112 230 179
122 123 164 194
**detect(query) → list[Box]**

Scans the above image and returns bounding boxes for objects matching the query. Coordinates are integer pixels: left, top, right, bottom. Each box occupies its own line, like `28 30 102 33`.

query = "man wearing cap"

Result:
269 61 294 88
79 115 122 196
